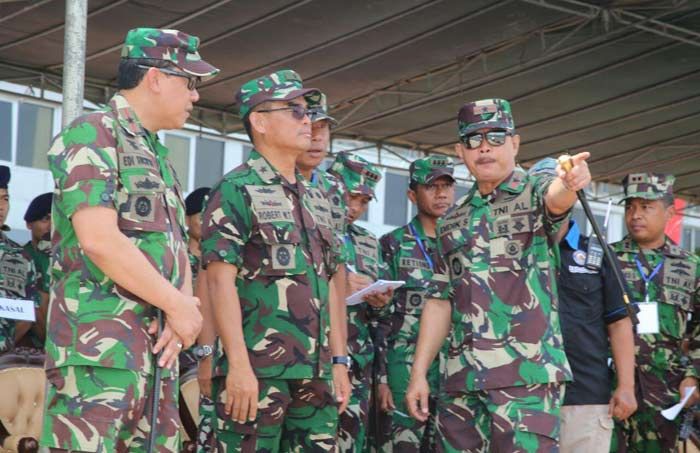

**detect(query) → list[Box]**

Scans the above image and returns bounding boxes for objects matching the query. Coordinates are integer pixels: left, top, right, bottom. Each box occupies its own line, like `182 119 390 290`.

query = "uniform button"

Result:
218 250 227 257
100 192 111 202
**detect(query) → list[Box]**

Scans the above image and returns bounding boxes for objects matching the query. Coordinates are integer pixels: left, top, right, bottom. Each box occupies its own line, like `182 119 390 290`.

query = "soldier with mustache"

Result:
406 98 591 452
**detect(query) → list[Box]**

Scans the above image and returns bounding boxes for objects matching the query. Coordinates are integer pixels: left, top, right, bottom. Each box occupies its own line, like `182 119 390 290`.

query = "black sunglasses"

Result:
461 130 513 149
256 104 313 121
137 64 200 91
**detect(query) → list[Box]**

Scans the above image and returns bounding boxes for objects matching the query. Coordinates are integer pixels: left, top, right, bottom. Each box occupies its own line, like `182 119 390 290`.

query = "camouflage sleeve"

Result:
430 223 453 302
531 171 570 239
50 116 119 218
686 258 700 379
200 179 252 269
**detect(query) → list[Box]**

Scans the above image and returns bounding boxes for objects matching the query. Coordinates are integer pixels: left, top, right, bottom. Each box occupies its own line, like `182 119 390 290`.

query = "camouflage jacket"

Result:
309 169 346 235
433 167 572 391
305 169 347 263
346 223 386 370
23 240 50 293
201 150 339 380
376 216 448 382
45 93 189 374
0 233 39 353
612 237 700 379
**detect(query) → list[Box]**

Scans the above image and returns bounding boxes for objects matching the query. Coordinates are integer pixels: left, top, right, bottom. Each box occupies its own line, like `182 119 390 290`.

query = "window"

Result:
682 227 693 251
194 137 224 188
164 134 190 191
16 102 53 169
384 172 409 226
454 183 470 202
242 145 252 162
0 101 11 161
572 206 587 231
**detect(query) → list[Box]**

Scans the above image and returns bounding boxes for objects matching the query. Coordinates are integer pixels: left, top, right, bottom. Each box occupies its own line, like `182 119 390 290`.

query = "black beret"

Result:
0 165 10 189
25 192 53 222
185 187 210 216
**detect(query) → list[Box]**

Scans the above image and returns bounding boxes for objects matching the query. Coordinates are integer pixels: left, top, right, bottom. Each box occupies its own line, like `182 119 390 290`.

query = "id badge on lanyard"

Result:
635 256 663 335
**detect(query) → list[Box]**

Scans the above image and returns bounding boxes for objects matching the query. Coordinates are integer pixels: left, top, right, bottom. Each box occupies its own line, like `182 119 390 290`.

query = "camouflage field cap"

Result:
621 172 675 202
309 93 338 127
121 28 219 79
458 98 515 140
236 69 322 119
328 152 381 200
409 155 455 186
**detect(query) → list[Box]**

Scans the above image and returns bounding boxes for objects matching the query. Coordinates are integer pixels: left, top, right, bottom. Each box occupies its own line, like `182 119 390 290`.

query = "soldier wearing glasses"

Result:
40 28 217 452
201 70 347 452
406 98 591 451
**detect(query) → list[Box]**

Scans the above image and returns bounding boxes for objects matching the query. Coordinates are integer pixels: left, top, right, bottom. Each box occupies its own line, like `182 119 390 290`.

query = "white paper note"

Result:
636 302 659 335
661 388 695 420
0 297 36 321
346 280 405 306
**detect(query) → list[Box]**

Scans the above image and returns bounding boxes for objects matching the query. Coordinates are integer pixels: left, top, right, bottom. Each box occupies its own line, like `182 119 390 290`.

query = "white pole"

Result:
61 0 88 126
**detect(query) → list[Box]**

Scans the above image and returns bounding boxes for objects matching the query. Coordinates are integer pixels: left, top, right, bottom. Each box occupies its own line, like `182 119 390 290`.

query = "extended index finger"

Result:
572 151 591 164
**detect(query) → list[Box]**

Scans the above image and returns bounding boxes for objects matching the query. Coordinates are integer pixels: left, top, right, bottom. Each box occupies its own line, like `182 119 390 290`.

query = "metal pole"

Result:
559 156 638 324
62 0 88 126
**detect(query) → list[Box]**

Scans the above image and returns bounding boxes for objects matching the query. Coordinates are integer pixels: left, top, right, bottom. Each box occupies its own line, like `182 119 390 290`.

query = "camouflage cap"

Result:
409 155 455 186
621 173 675 202
236 69 322 119
457 98 514 140
328 152 382 200
309 93 338 127
121 28 219 80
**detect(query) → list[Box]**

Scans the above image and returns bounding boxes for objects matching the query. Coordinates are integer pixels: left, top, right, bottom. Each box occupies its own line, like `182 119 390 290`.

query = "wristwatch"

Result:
332 355 352 368
194 344 214 360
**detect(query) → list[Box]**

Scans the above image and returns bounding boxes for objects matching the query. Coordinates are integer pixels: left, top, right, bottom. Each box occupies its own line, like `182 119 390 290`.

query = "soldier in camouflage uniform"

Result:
201 69 348 452
611 173 700 452
179 187 219 452
377 156 456 452
0 166 41 354
328 151 393 453
406 99 592 452
17 191 51 349
297 93 353 416
40 28 217 452
23 192 52 294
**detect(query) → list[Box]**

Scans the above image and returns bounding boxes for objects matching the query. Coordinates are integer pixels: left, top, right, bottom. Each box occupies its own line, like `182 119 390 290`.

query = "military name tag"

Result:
0 297 35 321
636 302 659 335
399 257 431 271
119 152 157 170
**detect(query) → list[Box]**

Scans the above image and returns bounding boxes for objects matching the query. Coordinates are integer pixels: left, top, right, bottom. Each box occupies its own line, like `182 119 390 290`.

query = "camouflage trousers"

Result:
380 339 441 453
40 365 180 452
196 395 216 452
611 367 683 452
212 376 338 452
339 361 371 453
436 382 564 453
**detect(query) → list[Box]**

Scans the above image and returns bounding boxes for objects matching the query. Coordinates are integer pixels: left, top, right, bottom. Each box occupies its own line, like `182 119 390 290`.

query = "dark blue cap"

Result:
0 166 10 189
185 187 210 216
25 192 53 222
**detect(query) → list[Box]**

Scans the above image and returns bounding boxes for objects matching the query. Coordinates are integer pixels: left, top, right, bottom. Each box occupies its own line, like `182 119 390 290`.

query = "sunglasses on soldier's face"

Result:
461 129 513 149
256 104 314 121
137 64 200 91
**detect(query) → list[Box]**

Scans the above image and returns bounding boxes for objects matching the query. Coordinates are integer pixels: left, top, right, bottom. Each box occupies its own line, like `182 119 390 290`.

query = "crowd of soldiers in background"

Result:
0 26 698 453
